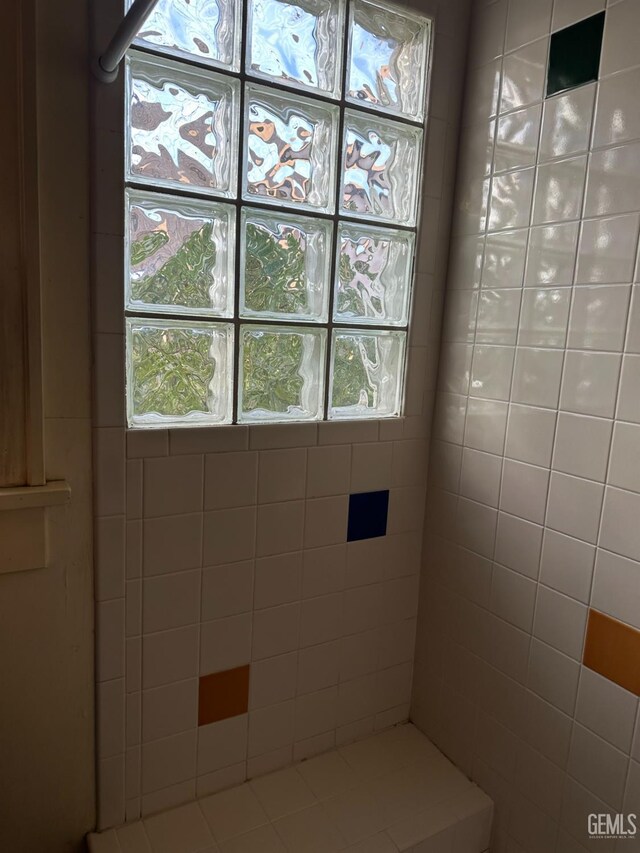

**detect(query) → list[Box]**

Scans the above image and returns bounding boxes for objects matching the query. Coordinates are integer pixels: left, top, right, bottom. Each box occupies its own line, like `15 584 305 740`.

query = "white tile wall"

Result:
413 1 640 851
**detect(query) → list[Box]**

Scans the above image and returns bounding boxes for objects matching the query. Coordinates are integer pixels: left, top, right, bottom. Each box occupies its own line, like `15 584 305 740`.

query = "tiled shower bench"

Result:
88 723 493 853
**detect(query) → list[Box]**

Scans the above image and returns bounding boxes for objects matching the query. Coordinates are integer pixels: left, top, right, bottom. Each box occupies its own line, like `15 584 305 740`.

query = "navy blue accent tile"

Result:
547 12 605 97
347 490 389 542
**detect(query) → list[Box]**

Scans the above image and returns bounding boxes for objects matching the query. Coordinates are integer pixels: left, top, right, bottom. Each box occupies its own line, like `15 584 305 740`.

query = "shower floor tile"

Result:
87 723 492 853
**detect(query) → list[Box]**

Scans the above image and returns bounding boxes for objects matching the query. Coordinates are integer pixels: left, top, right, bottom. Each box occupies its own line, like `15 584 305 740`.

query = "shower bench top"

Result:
88 723 492 853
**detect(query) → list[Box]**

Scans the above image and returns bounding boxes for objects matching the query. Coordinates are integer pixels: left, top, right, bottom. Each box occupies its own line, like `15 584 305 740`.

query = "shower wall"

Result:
91 0 471 829
412 1 640 851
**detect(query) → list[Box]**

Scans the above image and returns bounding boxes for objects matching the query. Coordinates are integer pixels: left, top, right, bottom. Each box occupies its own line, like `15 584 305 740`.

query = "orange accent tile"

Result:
583 609 640 696
198 665 250 726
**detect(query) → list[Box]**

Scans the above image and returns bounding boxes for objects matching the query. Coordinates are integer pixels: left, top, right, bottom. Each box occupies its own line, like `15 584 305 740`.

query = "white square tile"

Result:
560 351 621 417
256 502 304 557
591 547 640 630
618 356 640 423
568 285 631 352
218 825 285 853
505 404 557 467
488 169 535 231
533 585 587 660
304 497 348 549
500 39 548 113
490 564 537 631
294 686 338 741
306 446 351 498
539 529 595 603
200 784 269 843
539 84 596 161
253 552 301 610
456 497 498 559
298 641 341 695
525 222 579 288
552 412 613 481
505 0 552 51
202 561 254 621
552 0 604 30
252 603 300 661
476 289 522 344
142 626 199 690
300 593 343 647
248 700 295 759
512 347 564 408
459 448 503 507
197 714 248 777
142 679 197 743
575 668 638 753
296 751 361 801
482 229 528 290
258 450 307 504
584 141 640 217
594 66 640 149
144 514 202 576
575 214 639 284
197 761 245 801
249 653 297 711
600 0 640 76
204 508 257 566
546 472 604 544
302 545 346 599
527 639 580 715
600 486 640 562
144 456 203 518
144 803 213 853
143 571 200 634
494 104 541 172
567 724 628 809
200 613 252 674
350 443 393 493
500 459 549 524
495 512 543 578
464 398 509 455
532 156 588 225
470 345 515 401
272 802 346 852
205 452 258 510
608 421 640 492
141 730 197 795
518 288 570 348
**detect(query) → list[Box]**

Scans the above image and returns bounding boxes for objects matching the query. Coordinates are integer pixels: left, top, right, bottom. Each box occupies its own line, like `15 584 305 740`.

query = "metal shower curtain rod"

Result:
94 0 160 83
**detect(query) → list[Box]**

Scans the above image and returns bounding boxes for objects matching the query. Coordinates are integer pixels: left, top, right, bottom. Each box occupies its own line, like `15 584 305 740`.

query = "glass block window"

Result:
124 0 431 427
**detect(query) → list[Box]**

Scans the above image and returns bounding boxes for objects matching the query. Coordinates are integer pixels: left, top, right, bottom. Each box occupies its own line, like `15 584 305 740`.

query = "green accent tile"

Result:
547 12 605 98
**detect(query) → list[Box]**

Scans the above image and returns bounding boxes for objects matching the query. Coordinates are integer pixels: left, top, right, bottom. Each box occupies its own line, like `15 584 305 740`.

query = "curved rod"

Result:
94 0 161 83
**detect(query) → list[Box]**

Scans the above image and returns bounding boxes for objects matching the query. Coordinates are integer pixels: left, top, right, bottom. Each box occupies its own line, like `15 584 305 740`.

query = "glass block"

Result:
243 83 339 213
340 110 423 226
334 222 414 325
346 0 430 121
127 318 233 427
246 0 345 98
329 329 405 419
239 325 326 421
240 208 332 322
126 189 235 317
131 0 242 71
126 52 239 197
